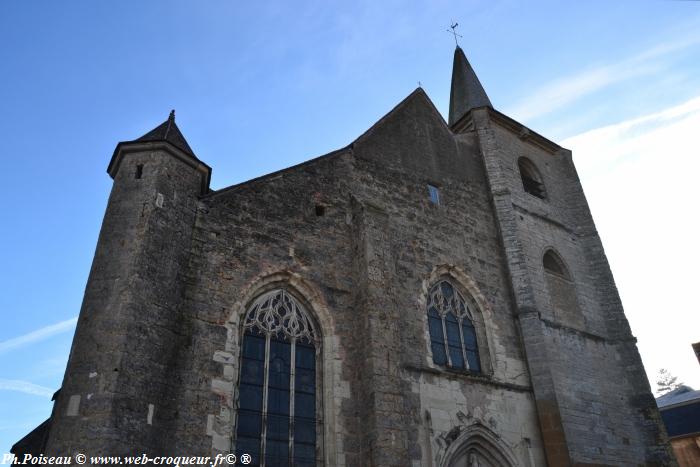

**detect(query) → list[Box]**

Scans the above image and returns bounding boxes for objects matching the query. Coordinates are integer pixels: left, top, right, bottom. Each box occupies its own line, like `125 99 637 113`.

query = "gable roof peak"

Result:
449 46 492 126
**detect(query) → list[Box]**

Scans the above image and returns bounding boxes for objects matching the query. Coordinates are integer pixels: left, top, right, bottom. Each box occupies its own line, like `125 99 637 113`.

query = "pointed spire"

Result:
135 110 195 157
448 46 492 126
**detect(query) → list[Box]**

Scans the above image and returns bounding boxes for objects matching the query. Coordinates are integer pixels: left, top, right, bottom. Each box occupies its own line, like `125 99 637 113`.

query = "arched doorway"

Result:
442 424 518 467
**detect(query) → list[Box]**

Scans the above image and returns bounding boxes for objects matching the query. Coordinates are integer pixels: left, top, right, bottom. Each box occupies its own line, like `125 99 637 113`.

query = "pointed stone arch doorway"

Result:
442 424 518 467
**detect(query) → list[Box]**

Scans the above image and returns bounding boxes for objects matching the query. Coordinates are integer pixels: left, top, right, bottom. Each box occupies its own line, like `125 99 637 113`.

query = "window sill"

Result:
403 363 532 393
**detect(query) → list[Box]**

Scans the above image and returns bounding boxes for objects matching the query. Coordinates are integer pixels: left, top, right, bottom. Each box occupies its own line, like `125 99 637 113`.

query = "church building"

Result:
17 47 676 466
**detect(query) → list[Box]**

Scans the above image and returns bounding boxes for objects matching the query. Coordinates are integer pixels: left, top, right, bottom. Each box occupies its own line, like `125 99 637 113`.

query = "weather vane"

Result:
446 21 462 47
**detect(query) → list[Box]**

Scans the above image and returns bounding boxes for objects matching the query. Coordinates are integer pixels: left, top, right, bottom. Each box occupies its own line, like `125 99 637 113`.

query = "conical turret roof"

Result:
448 47 492 126
135 110 196 157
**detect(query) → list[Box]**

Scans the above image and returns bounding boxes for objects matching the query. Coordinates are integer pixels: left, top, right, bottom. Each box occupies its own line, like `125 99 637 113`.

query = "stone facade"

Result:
29 48 676 466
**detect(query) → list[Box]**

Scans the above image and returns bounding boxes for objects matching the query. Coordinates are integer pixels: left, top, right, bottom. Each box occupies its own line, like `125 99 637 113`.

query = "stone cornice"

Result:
451 107 563 155
108 140 212 194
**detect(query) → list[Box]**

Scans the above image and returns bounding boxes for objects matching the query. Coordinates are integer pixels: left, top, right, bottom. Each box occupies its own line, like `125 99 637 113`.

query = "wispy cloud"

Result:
561 95 700 391
0 379 54 398
0 317 77 354
563 94 700 179
506 34 700 122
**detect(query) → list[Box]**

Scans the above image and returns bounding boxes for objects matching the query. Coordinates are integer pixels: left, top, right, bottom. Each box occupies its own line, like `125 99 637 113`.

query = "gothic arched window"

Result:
518 157 547 199
427 280 481 373
235 289 319 466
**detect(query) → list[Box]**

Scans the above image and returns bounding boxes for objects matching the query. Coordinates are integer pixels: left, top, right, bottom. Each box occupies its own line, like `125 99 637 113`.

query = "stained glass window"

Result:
235 289 319 466
427 280 481 373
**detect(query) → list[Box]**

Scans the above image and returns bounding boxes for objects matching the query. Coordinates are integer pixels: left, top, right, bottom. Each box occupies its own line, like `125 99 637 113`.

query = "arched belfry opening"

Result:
543 250 570 279
518 157 547 199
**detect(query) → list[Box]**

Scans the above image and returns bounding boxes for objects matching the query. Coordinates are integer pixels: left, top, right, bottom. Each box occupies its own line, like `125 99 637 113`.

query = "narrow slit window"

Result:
135 164 143 180
427 184 440 205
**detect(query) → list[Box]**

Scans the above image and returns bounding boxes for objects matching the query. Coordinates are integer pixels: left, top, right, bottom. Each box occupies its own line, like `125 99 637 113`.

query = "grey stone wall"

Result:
476 109 676 466
159 91 546 466
44 87 674 467
46 144 203 457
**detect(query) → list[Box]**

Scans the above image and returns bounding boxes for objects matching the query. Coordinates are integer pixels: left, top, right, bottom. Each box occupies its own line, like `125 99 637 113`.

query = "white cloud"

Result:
0 379 54 398
562 95 700 391
0 317 77 354
507 34 700 122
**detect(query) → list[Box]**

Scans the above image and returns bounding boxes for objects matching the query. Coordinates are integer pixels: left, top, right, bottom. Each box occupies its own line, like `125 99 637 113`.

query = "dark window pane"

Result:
267 388 290 415
467 350 481 373
236 410 262 438
239 383 263 411
428 306 440 319
440 281 454 299
295 392 315 419
295 344 315 369
235 436 260 464
242 333 265 360
294 418 316 444
240 358 264 385
295 368 316 395
449 346 464 369
264 439 289 466
428 316 444 341
270 336 291 356
462 322 477 350
431 342 447 365
445 313 461 346
266 414 290 440
294 442 316 464
268 359 290 390
268 339 291 390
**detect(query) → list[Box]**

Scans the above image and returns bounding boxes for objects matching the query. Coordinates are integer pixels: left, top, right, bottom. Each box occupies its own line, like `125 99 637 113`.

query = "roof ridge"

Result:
164 110 175 139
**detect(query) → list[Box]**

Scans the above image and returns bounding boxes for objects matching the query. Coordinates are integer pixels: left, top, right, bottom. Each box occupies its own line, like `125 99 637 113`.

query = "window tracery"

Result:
427 280 481 373
235 289 319 466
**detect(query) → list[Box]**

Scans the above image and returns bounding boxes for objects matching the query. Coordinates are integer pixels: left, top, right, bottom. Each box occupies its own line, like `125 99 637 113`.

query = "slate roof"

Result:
657 385 700 408
448 46 492 126
656 385 700 438
134 110 197 158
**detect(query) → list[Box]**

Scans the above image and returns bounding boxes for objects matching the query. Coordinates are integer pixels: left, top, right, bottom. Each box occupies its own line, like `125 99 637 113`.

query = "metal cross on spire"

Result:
446 21 462 47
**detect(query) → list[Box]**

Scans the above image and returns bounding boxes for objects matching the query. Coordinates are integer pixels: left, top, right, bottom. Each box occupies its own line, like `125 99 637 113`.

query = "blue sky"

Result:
1 0 699 454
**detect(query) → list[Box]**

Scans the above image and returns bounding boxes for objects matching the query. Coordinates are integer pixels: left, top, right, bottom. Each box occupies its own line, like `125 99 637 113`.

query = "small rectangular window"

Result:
135 164 143 179
427 184 440 205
